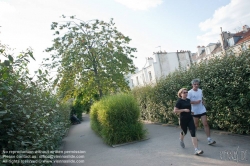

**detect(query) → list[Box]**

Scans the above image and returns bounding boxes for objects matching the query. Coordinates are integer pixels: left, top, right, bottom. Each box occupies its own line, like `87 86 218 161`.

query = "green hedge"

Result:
132 50 250 134
0 44 71 165
90 93 147 145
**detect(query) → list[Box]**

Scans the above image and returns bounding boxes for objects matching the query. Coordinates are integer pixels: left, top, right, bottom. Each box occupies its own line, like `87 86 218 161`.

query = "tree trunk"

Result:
93 64 103 98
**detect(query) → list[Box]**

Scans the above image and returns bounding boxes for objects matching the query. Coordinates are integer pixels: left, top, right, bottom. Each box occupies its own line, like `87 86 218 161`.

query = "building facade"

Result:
193 24 250 63
127 50 192 89
222 25 250 55
127 24 250 89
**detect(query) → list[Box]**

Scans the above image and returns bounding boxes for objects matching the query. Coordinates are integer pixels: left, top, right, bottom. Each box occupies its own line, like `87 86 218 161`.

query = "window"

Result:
142 74 145 83
131 79 134 87
136 76 139 85
148 71 152 81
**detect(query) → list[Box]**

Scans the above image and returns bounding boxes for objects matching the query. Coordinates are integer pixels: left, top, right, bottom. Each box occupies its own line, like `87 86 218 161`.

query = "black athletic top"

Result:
175 98 192 119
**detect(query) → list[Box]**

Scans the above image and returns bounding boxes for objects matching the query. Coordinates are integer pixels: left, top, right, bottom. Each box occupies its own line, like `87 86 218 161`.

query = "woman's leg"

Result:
180 132 184 141
179 118 188 148
188 118 203 154
180 118 188 140
188 118 198 148
191 137 198 149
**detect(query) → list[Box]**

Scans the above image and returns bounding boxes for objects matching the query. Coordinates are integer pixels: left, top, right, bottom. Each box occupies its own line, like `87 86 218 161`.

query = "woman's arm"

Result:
190 100 201 104
174 107 189 113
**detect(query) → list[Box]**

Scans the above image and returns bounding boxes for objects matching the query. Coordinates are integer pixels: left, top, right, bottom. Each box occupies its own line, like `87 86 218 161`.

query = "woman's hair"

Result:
177 88 187 98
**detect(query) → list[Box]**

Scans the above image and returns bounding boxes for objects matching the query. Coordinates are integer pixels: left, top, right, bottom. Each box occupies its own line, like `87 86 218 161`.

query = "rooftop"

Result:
235 29 250 45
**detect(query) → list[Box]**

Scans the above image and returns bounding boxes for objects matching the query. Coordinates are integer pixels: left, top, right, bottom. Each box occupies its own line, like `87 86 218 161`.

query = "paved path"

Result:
55 115 250 166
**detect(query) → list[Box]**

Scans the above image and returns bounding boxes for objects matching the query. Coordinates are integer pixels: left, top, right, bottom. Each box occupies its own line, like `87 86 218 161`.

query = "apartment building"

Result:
193 24 250 63
127 50 192 89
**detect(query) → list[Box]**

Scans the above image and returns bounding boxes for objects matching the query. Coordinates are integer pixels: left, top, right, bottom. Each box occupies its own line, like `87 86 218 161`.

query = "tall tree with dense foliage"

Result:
46 15 137 100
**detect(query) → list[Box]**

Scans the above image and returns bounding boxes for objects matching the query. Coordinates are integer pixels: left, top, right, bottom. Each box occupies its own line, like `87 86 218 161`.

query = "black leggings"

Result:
180 117 196 137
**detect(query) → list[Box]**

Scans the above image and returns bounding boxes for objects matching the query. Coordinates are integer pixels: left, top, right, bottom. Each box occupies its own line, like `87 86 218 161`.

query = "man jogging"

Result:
187 79 216 145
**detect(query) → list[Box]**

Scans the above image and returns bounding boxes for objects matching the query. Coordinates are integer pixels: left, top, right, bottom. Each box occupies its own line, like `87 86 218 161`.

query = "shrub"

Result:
0 44 71 165
90 93 147 145
90 101 102 134
201 50 250 134
71 99 84 121
132 49 250 134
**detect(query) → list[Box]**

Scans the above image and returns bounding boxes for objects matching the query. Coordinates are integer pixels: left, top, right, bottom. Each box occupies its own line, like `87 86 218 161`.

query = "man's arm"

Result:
190 100 201 104
187 91 201 104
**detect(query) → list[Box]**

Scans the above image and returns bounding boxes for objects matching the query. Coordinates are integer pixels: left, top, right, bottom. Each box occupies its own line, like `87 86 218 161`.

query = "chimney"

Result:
147 57 154 65
220 27 231 50
243 25 249 33
197 45 205 56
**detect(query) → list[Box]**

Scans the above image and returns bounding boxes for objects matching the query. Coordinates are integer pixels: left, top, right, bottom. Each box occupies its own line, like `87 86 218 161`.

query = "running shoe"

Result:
180 139 185 148
208 139 216 145
194 149 203 155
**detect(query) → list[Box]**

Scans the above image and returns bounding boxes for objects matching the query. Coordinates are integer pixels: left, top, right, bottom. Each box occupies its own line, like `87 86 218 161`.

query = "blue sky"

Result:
0 0 249 71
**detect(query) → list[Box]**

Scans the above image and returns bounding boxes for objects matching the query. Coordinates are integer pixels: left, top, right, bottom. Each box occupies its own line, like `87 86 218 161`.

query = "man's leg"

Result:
193 116 199 130
201 114 216 145
200 115 210 137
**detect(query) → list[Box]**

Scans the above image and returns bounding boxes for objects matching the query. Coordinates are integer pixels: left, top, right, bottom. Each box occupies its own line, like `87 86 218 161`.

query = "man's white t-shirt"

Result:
187 88 206 115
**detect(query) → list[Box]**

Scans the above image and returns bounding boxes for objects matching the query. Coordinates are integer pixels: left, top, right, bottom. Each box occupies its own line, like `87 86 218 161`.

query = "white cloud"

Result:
0 1 16 13
114 0 163 10
0 1 16 23
197 0 250 46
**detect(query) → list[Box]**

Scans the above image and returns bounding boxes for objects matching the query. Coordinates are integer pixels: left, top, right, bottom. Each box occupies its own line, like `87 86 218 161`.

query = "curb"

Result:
143 121 178 127
212 130 250 137
212 130 232 135
57 127 71 151
162 124 179 127
144 120 250 137
112 138 150 148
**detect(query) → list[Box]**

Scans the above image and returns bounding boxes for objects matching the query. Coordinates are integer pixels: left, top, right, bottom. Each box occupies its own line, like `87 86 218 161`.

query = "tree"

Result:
45 15 137 99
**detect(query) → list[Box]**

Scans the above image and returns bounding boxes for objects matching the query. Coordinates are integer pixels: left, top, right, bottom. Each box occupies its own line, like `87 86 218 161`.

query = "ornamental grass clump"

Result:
90 93 147 145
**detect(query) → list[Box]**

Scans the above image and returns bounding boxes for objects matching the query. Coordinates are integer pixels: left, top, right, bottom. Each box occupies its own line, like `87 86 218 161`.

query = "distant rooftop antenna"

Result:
239 21 243 27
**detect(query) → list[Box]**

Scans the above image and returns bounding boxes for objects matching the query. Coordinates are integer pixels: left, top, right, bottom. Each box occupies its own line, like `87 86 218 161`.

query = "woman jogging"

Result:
174 88 203 155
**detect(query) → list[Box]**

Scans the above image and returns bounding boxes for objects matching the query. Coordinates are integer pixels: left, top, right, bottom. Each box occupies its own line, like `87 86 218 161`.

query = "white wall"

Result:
153 53 162 79
178 52 192 69
128 51 192 89
159 52 178 77
129 61 157 88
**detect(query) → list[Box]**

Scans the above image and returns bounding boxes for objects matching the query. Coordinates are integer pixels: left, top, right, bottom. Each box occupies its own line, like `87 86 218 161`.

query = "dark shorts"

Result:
192 112 206 118
180 116 196 137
